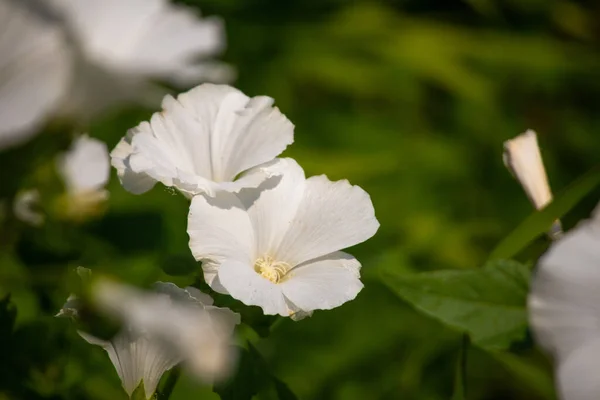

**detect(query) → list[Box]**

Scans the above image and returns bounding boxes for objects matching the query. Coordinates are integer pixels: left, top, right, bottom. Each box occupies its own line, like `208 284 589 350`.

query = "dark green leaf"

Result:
383 260 530 350
490 165 600 261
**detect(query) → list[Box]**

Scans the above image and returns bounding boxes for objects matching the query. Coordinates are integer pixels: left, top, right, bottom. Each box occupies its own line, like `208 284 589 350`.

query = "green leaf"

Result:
490 165 600 261
382 259 530 350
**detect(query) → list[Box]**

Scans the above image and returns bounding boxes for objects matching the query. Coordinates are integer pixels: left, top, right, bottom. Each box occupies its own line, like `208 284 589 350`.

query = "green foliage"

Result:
3 0 600 399
383 260 530 351
490 166 600 261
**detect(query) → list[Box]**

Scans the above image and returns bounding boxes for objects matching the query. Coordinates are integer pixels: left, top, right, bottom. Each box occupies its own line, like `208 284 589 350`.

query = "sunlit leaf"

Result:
383 260 530 350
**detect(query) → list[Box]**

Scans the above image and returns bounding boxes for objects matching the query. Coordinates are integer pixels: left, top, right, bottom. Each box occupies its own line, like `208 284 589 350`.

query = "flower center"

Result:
254 255 291 284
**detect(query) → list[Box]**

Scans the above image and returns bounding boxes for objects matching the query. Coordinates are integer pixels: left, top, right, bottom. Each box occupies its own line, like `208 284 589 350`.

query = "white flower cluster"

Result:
0 0 228 150
111 83 380 319
55 82 378 398
3 0 379 397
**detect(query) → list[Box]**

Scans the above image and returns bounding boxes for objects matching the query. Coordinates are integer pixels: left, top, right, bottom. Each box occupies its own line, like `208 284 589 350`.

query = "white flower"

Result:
0 0 227 150
529 205 600 400
0 0 71 149
187 158 379 318
111 84 294 197
49 0 230 116
59 281 240 399
503 129 561 237
56 134 110 219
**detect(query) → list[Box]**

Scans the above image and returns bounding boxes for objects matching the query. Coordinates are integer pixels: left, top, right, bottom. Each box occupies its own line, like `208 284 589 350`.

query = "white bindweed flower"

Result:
0 0 227 150
0 0 71 149
529 204 600 400
59 281 240 399
56 134 110 220
187 158 379 319
503 129 561 237
110 84 294 197
49 0 230 117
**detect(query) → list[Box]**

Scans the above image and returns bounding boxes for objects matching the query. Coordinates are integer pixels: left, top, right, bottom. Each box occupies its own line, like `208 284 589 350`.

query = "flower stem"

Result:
157 366 181 399
269 316 285 333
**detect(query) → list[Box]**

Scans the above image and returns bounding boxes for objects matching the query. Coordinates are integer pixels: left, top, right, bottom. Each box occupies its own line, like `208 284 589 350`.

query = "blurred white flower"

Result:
49 0 230 116
503 129 561 237
0 0 228 150
529 205 600 400
56 134 110 220
187 158 379 318
0 0 71 149
111 84 294 197
13 189 45 226
59 281 240 399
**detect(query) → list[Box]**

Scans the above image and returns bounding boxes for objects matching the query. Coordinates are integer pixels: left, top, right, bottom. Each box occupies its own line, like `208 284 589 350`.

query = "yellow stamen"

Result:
254 255 290 284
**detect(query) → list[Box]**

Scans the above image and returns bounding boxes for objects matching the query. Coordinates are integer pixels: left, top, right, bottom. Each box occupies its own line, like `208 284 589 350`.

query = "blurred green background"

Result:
2 0 600 399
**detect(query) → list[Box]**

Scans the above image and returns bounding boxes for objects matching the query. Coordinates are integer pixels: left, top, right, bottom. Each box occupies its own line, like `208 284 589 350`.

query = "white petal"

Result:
110 132 156 194
57 135 110 192
503 130 553 210
116 84 293 196
198 93 294 182
93 280 240 383
275 174 380 266
281 252 363 313
50 0 225 82
187 192 254 288
529 209 600 359
556 337 600 400
58 293 179 399
159 283 215 307
0 0 71 149
201 159 283 198
128 122 181 187
217 261 289 316
80 329 179 399
240 158 306 256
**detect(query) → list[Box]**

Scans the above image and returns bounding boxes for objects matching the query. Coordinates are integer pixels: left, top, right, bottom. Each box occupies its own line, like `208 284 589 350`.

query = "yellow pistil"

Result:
254 255 291 284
